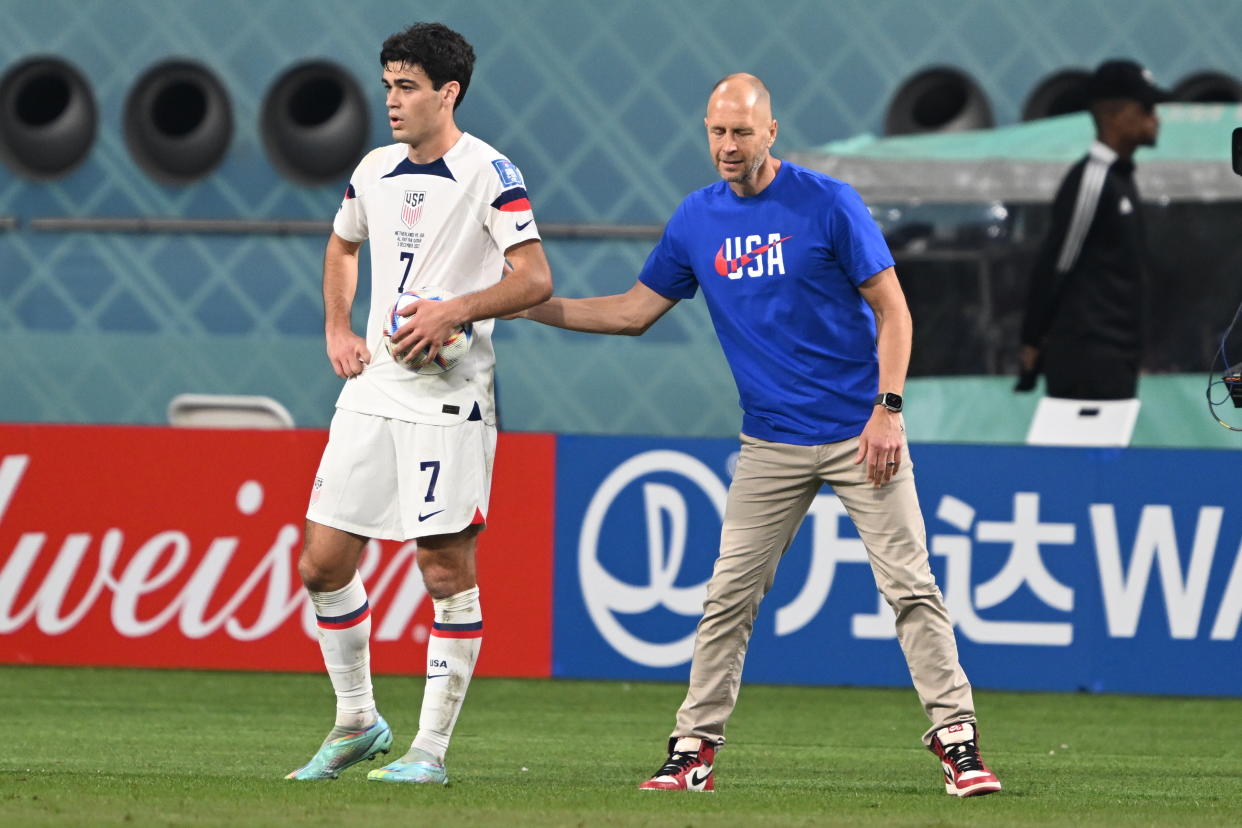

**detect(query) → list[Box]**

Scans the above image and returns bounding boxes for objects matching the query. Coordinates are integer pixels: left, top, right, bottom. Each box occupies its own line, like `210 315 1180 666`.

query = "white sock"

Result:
309 572 377 729
412 586 482 762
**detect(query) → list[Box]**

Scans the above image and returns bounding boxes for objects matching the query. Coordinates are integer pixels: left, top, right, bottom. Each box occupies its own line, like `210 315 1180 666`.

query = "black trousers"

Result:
1041 341 1139 400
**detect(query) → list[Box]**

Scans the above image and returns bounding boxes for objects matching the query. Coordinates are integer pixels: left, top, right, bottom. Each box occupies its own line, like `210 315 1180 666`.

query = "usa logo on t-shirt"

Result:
401 190 425 228
491 159 524 188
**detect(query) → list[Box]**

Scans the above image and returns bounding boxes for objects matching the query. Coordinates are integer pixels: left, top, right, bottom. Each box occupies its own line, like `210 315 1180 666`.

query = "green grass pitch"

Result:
1 665 1240 826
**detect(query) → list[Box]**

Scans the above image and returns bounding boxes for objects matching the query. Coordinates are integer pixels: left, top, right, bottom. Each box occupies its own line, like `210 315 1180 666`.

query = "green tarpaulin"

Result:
788 103 1242 202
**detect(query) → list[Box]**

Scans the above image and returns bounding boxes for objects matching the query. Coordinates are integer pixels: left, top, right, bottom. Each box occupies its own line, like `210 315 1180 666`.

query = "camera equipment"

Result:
1203 133 1242 429
1206 300 1242 430
1225 363 1242 408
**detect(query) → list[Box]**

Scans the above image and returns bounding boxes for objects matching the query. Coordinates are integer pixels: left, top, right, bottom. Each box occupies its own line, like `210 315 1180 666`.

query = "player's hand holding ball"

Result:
385 287 472 375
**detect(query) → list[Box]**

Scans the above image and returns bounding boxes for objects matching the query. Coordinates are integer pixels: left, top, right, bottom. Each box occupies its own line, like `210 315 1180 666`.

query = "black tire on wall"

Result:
884 66 993 136
1173 71 1242 103
124 59 233 184
1022 69 1092 121
0 56 98 179
261 61 369 185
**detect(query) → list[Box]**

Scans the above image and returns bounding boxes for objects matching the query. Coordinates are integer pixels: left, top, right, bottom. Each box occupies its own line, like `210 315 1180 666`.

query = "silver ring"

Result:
885 461 897 466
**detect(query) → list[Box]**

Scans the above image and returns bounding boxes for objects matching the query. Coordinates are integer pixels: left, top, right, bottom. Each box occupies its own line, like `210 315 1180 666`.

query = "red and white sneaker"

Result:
638 737 716 792
930 722 1002 797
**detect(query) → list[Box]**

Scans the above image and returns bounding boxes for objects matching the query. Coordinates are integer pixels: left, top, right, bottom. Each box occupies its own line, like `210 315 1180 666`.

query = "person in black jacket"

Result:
1017 59 1171 399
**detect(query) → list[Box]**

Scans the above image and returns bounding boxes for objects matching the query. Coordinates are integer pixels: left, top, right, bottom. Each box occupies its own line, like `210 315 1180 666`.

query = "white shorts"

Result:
306 408 497 541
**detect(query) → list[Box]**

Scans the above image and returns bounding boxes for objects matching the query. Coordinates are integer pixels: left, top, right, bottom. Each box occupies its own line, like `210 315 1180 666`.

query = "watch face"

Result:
881 393 903 411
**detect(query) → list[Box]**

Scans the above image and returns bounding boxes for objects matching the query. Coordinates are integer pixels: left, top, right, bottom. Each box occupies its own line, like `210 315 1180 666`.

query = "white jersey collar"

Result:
1089 140 1119 164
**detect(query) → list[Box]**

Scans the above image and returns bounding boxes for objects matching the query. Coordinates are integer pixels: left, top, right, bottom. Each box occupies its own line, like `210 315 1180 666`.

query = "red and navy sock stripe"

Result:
431 620 483 639
316 602 371 630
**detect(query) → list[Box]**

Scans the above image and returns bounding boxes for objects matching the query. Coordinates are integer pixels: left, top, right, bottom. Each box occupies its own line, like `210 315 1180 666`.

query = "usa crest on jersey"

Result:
401 190 426 228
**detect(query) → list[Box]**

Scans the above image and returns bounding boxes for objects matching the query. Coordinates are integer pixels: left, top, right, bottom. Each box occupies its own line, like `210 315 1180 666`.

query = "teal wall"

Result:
905 375 1242 449
3 0 1241 444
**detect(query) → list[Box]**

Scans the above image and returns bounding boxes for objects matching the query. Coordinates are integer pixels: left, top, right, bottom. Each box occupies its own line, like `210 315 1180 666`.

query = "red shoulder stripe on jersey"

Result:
490 187 531 211
498 198 531 212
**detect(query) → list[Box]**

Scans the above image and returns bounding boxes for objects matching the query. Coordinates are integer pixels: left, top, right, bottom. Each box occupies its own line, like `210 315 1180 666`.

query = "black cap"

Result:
1087 59 1173 107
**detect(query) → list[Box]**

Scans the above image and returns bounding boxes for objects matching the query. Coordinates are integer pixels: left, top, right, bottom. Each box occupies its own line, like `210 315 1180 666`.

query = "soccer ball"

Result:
383 287 472 375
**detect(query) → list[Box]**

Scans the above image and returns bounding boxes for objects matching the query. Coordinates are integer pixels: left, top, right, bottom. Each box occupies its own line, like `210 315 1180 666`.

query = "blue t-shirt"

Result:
639 161 895 445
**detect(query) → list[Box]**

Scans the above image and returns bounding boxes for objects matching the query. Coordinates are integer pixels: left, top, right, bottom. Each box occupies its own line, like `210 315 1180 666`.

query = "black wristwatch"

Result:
874 392 903 413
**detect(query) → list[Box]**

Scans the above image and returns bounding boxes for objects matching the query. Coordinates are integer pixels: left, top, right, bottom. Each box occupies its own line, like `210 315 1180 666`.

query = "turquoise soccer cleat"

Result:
286 716 393 780
367 747 449 785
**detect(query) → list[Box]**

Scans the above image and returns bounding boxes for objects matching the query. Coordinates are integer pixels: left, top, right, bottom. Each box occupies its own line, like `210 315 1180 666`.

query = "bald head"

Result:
708 73 772 120
705 73 779 194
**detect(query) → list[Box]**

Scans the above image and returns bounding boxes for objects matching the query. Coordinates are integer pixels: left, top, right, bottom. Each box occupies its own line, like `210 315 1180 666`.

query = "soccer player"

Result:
286 22 552 785
513 74 1001 797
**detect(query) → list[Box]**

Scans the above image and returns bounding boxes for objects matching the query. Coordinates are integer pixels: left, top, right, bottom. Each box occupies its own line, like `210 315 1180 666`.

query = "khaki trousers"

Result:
673 432 975 747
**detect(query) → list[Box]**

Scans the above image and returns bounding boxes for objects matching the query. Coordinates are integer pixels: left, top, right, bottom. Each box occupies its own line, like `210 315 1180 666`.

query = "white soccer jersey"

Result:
331 133 540 425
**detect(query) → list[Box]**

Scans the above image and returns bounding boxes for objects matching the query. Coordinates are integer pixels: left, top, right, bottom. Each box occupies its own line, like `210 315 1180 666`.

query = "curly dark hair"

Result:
380 22 476 109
